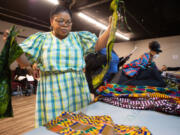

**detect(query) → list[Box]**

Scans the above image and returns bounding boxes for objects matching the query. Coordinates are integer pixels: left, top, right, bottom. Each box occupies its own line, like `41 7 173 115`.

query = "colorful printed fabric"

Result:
19 32 97 127
96 83 180 115
98 96 180 115
128 92 180 103
45 112 151 135
97 83 180 98
123 53 150 77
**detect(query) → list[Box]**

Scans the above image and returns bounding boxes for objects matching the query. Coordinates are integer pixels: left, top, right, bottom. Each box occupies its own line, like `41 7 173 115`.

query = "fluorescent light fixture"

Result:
46 0 59 5
78 12 130 40
115 32 129 40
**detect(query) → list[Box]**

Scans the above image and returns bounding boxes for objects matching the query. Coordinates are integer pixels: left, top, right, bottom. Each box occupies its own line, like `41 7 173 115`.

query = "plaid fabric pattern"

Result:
19 32 97 71
45 112 151 135
123 53 150 77
19 31 97 127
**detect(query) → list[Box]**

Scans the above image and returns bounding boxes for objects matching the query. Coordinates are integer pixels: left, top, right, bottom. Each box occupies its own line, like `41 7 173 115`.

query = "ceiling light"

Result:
115 32 129 40
78 12 130 40
46 0 59 5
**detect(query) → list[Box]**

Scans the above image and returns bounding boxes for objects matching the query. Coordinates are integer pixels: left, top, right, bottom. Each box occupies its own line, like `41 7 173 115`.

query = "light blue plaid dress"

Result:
19 31 97 127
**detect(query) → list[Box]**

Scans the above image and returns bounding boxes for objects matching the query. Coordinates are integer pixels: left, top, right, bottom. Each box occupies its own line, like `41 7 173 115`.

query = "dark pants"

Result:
118 67 166 87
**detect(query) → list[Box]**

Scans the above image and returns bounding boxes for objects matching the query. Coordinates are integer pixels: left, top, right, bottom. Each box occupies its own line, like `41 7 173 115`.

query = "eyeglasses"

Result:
55 18 72 26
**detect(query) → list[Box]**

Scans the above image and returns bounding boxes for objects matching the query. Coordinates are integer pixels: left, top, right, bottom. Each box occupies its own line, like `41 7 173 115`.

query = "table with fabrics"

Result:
24 101 180 135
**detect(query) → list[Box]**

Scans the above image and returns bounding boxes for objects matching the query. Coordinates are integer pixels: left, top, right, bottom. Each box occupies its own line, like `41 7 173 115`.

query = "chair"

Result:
11 71 23 96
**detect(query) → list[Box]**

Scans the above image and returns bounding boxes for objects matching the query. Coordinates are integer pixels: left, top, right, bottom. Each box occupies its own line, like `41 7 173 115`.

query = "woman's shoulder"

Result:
70 31 96 36
29 32 51 38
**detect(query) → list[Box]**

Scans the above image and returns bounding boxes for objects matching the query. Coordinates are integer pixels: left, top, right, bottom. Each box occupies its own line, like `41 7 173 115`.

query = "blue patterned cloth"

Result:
100 48 119 73
123 53 150 77
19 31 97 127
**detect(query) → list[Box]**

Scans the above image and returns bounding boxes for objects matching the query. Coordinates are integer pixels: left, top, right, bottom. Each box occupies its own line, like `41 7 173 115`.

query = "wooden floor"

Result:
0 95 36 135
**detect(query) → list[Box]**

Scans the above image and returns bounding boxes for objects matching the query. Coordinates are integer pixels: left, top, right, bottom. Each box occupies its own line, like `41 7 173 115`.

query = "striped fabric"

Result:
123 53 150 77
19 31 97 127
98 96 180 115
128 92 180 101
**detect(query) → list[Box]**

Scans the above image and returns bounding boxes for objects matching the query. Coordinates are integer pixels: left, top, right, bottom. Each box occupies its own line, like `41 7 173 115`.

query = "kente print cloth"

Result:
97 83 180 98
45 112 151 135
98 96 180 116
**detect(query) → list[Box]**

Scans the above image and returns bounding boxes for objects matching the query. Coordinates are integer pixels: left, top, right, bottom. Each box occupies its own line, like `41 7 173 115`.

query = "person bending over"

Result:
118 41 166 87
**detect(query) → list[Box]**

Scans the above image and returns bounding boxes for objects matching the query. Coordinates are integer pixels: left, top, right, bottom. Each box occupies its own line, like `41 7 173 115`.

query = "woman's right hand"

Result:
32 63 40 80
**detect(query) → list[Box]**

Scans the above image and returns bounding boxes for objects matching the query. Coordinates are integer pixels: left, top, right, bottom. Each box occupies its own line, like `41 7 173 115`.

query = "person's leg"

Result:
118 71 130 85
150 66 166 87
135 69 153 80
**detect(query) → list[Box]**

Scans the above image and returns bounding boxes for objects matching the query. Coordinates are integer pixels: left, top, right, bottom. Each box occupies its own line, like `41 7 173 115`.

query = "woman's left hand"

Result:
108 16 112 25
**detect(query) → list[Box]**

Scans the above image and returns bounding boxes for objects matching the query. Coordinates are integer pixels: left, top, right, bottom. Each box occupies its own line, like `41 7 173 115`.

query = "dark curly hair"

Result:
50 5 72 19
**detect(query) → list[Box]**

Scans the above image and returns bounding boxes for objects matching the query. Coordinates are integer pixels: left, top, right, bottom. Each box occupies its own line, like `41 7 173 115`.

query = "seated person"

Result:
14 65 34 95
118 41 166 87
3 29 9 41
14 66 28 81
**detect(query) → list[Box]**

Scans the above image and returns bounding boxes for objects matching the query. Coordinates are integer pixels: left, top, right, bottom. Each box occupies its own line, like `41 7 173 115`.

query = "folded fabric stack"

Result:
96 83 180 115
45 112 151 135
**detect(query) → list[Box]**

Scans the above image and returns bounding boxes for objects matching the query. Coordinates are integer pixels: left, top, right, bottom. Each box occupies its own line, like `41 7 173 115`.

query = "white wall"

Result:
113 42 135 66
133 35 180 68
114 35 180 68
0 20 44 70
114 42 134 57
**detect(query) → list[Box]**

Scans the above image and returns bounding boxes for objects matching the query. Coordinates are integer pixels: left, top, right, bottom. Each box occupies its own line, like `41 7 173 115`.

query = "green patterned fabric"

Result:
0 26 23 118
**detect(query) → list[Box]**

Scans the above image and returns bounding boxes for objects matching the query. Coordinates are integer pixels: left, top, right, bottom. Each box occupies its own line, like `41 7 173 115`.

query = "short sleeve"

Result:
77 31 98 54
19 32 45 64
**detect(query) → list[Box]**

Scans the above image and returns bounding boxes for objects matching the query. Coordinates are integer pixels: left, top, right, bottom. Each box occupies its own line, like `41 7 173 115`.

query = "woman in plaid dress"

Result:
16 6 112 127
